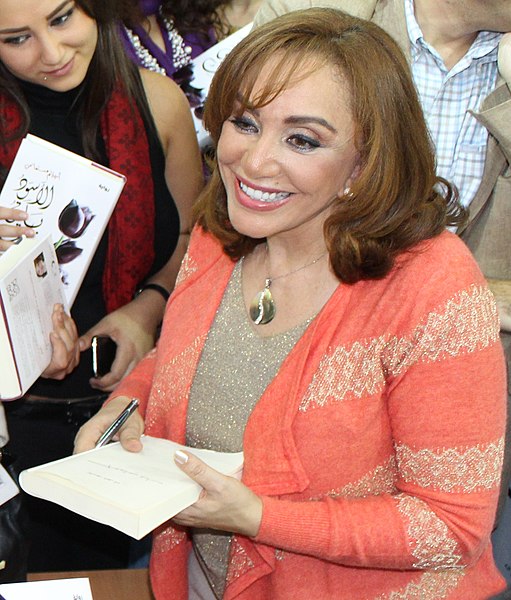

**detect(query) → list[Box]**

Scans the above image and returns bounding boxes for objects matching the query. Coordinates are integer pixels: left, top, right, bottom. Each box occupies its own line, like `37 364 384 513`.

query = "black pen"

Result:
95 398 139 448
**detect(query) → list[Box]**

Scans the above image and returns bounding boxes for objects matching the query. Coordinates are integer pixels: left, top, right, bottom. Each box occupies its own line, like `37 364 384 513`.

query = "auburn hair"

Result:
194 7 466 283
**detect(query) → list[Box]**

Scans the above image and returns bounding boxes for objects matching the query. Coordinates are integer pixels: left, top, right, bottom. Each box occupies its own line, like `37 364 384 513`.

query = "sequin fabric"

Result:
374 570 465 600
147 334 206 430
396 438 504 493
396 494 463 570
300 284 499 412
175 248 198 288
153 525 187 555
226 539 256 586
186 260 312 597
310 456 398 501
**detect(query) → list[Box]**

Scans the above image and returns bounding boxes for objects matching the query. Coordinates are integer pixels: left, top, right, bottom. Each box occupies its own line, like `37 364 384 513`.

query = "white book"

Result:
0 234 66 400
0 134 126 306
19 435 244 540
0 578 93 600
187 24 252 147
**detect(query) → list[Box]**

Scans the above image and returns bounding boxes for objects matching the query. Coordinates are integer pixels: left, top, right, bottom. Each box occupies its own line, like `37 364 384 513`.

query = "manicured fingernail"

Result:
175 450 188 464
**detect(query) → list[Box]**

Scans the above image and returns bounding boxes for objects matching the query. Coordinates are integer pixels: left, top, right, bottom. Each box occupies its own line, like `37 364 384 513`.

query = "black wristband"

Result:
134 283 170 302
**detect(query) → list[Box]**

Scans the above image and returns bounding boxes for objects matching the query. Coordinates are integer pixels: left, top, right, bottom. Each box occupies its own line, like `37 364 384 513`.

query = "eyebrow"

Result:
284 116 338 134
237 102 338 134
0 0 72 34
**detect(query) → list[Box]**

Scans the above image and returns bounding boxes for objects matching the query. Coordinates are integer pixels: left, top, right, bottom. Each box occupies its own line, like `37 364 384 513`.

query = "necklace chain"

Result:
266 249 327 286
248 248 327 325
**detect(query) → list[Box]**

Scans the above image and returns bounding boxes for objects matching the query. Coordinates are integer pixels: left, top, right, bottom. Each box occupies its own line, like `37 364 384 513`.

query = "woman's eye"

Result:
228 116 258 134
51 7 74 27
287 134 321 152
2 34 30 45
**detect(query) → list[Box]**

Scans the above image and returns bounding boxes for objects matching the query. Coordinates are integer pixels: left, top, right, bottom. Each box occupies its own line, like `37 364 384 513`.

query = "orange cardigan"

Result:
113 227 507 599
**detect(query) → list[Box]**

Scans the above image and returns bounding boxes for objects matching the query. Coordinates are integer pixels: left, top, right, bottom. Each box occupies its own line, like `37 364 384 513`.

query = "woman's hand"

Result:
172 451 263 538
41 304 80 380
74 395 144 454
79 294 162 392
0 206 36 250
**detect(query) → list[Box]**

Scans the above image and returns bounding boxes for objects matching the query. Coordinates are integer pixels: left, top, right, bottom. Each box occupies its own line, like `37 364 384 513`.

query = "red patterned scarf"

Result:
0 87 155 313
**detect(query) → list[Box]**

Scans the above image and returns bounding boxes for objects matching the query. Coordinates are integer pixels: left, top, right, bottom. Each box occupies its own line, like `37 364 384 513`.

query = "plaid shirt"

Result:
405 0 502 207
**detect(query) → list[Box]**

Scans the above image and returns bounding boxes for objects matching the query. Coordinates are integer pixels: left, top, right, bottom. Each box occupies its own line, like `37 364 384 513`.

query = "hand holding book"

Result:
0 206 35 251
172 449 262 538
41 303 80 380
61 400 253 539
21 433 245 540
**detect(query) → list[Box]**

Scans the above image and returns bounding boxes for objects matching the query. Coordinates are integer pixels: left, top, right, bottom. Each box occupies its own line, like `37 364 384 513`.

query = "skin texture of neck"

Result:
221 0 262 31
142 14 166 52
413 0 478 70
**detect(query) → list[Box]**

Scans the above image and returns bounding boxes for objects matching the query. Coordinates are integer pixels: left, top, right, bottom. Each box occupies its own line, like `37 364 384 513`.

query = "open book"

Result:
0 234 66 400
19 436 244 540
0 134 126 306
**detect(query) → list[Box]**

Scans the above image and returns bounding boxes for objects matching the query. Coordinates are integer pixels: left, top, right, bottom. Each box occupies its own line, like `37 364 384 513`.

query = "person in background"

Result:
76 9 507 599
119 0 262 82
119 0 263 172
0 0 203 572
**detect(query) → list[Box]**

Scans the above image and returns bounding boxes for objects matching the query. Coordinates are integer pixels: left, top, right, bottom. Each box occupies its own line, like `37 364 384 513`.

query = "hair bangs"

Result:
237 51 326 114
204 32 329 142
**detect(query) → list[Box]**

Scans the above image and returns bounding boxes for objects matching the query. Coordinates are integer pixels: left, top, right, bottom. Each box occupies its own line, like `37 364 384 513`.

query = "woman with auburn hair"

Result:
76 8 507 599
0 0 202 572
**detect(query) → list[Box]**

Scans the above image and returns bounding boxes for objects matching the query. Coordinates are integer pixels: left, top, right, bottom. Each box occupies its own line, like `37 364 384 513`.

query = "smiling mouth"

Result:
45 58 73 76
239 180 290 202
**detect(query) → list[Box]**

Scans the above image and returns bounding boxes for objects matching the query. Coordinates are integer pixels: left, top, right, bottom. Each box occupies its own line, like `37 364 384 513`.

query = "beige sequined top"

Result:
186 260 312 598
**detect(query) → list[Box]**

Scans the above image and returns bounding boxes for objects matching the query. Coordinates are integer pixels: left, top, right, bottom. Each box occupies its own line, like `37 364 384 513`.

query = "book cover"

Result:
19 436 244 540
0 134 126 306
0 234 66 400
186 24 252 147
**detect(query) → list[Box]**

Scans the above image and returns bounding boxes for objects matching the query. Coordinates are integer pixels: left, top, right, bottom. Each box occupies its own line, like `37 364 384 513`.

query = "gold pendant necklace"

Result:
249 250 327 325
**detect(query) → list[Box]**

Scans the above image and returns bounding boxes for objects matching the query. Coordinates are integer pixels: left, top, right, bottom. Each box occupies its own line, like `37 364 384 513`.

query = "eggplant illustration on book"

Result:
58 199 95 238
53 199 95 267
54 237 83 264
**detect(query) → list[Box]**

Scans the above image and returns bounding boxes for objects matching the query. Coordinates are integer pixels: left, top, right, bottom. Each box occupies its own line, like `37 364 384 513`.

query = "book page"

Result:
0 578 93 600
0 235 66 398
20 436 243 538
0 135 126 306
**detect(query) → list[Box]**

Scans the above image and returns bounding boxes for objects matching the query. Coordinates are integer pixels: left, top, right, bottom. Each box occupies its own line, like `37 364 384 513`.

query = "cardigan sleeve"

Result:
108 347 157 416
253 242 507 571
106 226 220 416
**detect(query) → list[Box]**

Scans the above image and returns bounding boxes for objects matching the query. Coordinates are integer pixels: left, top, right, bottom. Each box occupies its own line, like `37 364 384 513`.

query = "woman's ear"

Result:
339 162 361 197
